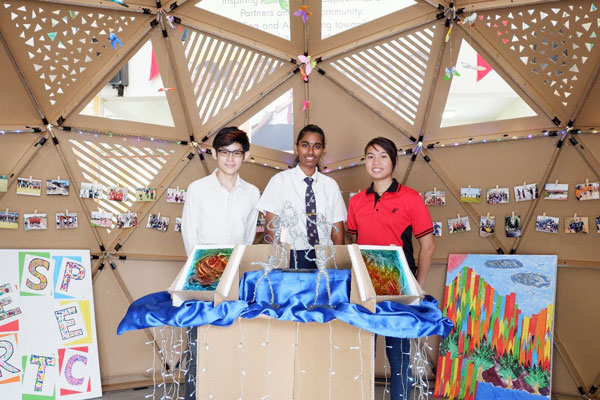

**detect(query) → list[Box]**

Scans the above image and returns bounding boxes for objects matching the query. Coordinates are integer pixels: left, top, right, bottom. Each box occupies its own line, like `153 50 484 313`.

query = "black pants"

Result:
289 249 317 269
184 328 197 400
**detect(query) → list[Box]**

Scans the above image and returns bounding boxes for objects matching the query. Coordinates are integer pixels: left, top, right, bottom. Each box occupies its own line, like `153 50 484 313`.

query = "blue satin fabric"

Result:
118 269 453 338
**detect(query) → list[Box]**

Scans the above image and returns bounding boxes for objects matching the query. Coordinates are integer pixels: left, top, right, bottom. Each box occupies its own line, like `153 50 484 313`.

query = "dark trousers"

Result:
184 328 197 400
289 249 317 269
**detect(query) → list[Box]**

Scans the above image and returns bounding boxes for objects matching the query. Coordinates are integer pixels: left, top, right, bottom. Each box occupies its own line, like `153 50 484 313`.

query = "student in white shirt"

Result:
257 124 346 268
181 127 259 400
181 127 260 255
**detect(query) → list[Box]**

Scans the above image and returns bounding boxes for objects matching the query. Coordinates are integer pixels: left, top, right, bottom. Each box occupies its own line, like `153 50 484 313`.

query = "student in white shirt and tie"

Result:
181 127 259 399
257 124 346 268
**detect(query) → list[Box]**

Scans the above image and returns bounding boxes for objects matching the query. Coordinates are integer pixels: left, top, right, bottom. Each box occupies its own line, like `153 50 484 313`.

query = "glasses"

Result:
217 149 245 158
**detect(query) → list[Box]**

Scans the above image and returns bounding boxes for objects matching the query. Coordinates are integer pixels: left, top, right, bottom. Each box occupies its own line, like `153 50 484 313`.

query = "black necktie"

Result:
304 177 319 246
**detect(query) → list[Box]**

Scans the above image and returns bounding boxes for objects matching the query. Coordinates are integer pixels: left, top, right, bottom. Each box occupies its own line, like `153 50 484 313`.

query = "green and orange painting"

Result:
360 248 413 296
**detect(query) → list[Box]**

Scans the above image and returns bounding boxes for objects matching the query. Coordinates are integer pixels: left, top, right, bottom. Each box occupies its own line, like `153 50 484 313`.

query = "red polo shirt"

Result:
347 179 433 274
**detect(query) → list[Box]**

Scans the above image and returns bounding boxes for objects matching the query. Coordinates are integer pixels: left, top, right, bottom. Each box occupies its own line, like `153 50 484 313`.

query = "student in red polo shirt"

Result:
347 137 435 400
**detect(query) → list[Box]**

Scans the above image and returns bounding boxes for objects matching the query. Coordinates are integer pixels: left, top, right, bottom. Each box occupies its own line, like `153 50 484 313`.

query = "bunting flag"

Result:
149 48 160 81
476 54 492 82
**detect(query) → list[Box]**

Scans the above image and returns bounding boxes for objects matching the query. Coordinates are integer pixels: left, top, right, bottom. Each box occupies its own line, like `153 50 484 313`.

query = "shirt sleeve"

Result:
412 193 434 238
244 187 260 245
330 183 347 223
346 196 357 235
256 173 281 214
181 183 196 256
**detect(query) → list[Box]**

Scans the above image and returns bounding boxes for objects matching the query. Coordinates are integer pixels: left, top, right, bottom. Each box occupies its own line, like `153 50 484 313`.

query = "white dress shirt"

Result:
181 169 260 255
257 165 347 250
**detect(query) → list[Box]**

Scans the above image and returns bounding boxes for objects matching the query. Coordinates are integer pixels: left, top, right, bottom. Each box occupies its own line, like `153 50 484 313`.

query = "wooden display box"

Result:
179 244 424 400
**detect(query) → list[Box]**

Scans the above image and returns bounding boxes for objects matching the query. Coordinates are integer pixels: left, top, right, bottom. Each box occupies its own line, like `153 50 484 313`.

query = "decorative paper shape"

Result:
22 353 58 397
435 254 557 399
441 39 537 127
54 302 88 345
58 348 90 394
20 255 55 297
0 333 21 384
55 259 89 299
358 245 417 296
0 284 22 324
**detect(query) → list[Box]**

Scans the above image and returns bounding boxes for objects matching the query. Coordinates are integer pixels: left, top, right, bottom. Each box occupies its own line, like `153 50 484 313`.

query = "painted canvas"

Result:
182 248 234 291
359 245 417 296
434 254 558 400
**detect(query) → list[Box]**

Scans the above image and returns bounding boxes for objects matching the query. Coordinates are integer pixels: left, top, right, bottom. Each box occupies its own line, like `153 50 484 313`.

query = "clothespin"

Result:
29 176 32 180
434 187 437 193
5 208 9 214
457 213 461 219
586 178 590 186
158 213 161 219
468 185 471 189
511 211 515 219
523 181 526 186
542 212 546 218
176 186 179 192
34 209 38 214
495 185 499 189
574 213 578 219
486 212 490 220
555 180 559 185
66 209 69 215
57 176 60 181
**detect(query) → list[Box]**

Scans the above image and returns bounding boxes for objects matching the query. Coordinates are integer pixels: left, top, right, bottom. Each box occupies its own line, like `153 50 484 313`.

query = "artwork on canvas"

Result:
425 190 446 206
486 188 509 204
56 213 78 229
116 212 138 229
147 214 169 232
16 177 42 196
461 188 482 203
434 254 558 400
167 188 186 203
448 216 471 234
136 187 156 202
574 182 599 200
90 211 113 228
359 245 417 296
505 215 521 237
543 183 568 200
535 216 559 234
107 186 128 201
0 211 19 229
565 216 588 234
514 183 538 202
24 213 48 231
182 247 234 291
80 183 103 199
175 218 182 233
0 250 102 399
480 216 495 238
433 222 443 237
46 179 70 196
0 175 8 192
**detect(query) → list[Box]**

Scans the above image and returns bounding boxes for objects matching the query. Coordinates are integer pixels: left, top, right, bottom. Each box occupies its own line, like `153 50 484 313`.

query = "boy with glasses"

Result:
181 127 260 399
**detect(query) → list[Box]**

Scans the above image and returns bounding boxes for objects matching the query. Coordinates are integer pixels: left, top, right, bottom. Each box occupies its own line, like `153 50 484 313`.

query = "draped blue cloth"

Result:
118 269 453 338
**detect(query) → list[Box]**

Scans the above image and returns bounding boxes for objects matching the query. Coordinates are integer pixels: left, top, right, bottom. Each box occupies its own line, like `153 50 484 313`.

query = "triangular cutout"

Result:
326 23 437 126
441 39 537 128
79 38 175 127
0 1 146 115
321 0 416 39
179 26 289 128
194 0 291 40
239 88 294 153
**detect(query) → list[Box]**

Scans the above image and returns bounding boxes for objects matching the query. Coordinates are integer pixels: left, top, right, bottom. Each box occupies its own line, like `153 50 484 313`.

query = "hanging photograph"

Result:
90 211 113 228
167 188 186 203
147 214 170 232
433 221 443 237
460 187 482 203
56 213 78 229
596 217 600 233
24 213 48 230
16 177 42 196
448 216 471 234
107 186 128 201
0 211 19 229
514 183 538 202
80 182 104 199
0 175 8 192
116 212 138 228
46 179 70 196
505 215 522 237
136 187 156 202
480 216 495 238
425 190 446 206
486 187 509 204
175 217 182 232
575 182 599 201
543 183 568 200
256 212 266 233
535 215 559 234
565 216 589 234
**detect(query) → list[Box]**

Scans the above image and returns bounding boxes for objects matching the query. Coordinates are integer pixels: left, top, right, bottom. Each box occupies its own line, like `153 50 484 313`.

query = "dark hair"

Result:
364 137 398 170
293 124 326 169
213 127 250 152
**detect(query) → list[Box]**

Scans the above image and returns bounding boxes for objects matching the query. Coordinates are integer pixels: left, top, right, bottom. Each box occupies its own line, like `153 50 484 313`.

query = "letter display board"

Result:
0 249 101 399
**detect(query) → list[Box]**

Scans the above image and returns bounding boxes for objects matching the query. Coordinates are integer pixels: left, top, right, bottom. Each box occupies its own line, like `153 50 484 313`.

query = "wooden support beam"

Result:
554 332 591 399
0 133 47 200
421 148 508 254
570 135 600 182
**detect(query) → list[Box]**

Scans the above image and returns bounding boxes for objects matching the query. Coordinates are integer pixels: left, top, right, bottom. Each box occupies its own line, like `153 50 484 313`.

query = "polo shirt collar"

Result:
293 165 320 183
366 178 400 195
209 168 243 189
